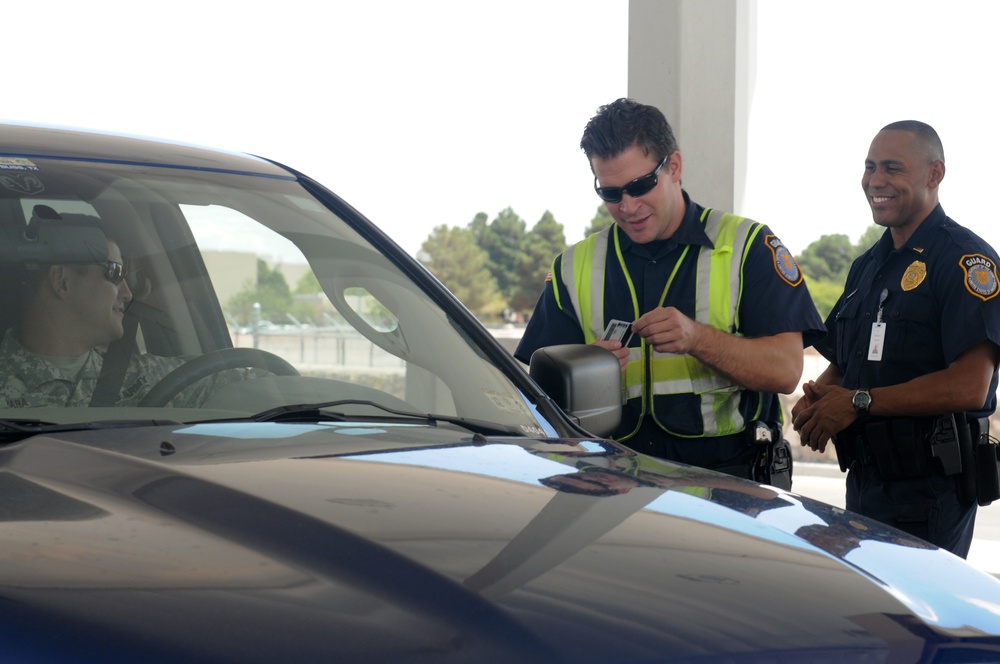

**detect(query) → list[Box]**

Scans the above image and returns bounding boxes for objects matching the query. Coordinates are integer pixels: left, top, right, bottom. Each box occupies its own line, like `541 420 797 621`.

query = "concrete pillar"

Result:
628 0 756 214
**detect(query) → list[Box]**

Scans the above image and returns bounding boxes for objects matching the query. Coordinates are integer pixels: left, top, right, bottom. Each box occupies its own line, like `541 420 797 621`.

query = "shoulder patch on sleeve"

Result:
764 234 803 286
960 254 999 301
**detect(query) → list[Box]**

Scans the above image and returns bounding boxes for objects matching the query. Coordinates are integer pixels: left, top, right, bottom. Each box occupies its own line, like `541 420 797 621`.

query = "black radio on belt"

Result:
748 421 791 491
972 418 1000 506
929 413 963 476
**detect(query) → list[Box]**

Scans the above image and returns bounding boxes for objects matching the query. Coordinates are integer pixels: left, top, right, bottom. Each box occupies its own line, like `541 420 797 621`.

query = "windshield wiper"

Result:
0 418 183 443
244 400 522 437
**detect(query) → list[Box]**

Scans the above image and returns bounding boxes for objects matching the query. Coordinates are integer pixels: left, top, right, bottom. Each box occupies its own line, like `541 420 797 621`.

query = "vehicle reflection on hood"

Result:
357 437 1000 635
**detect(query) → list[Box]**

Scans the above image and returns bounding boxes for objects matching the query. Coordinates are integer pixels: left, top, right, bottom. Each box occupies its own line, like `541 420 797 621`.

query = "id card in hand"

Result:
602 319 633 347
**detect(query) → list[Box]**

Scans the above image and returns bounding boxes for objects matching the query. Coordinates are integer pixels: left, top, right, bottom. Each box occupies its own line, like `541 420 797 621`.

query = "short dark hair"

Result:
580 98 679 165
12 214 115 312
882 120 945 163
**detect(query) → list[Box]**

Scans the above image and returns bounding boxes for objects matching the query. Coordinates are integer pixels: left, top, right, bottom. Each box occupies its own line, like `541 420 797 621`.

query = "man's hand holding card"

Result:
595 319 634 370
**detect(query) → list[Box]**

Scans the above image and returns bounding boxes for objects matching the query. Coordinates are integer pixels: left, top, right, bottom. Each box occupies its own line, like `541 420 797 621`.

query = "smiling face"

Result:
60 240 132 354
862 129 945 246
592 144 685 244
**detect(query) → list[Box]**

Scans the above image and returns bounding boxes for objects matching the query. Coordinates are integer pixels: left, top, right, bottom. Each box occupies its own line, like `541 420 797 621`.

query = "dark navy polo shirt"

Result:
516 192 826 435
816 205 1000 419
517 192 825 361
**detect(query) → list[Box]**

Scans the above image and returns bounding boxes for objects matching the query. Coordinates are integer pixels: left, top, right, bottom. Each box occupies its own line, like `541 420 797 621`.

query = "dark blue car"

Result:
1 123 999 662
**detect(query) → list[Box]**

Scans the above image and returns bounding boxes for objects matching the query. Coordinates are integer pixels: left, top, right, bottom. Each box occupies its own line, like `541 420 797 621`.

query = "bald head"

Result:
881 120 944 163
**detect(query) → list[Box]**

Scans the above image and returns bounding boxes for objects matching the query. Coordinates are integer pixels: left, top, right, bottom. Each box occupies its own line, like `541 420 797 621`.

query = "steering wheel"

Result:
138 348 299 407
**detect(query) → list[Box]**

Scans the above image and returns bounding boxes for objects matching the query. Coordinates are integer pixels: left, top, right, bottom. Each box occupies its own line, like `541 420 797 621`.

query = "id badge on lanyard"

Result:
868 288 888 361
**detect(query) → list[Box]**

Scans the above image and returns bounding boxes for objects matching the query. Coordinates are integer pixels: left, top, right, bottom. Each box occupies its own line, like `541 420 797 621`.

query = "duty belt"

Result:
833 414 988 480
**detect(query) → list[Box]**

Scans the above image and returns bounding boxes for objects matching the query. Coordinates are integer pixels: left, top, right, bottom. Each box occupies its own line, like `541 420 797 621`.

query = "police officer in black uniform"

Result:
517 99 824 485
792 120 1000 558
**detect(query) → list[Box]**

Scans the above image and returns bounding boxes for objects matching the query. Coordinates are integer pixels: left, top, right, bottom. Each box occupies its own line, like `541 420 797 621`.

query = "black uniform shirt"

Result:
517 192 825 362
516 191 825 437
816 205 1000 419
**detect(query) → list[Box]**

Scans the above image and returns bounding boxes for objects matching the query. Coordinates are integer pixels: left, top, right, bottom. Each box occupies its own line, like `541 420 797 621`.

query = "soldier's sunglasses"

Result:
594 155 669 203
96 260 127 285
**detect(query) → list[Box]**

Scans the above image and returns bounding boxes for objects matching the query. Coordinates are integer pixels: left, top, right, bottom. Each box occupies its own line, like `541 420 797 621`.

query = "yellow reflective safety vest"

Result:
556 209 764 439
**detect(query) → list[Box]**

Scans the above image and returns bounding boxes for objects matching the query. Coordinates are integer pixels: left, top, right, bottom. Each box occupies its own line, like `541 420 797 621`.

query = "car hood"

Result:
2 422 1000 663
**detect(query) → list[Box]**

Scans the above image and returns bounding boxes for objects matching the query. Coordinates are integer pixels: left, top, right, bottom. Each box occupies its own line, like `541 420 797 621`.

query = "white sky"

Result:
5 0 627 258
4 1 997 259
746 1 1000 256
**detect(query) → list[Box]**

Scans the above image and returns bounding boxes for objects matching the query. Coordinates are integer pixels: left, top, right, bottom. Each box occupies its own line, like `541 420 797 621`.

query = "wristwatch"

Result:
852 389 872 415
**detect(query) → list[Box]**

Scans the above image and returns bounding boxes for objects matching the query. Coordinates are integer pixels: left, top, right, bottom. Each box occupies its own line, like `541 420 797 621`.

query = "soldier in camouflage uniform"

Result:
0 331 213 408
0 235 229 408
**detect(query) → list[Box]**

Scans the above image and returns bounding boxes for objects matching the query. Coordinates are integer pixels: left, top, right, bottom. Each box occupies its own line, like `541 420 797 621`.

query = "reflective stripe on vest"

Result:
560 229 613 344
557 211 763 437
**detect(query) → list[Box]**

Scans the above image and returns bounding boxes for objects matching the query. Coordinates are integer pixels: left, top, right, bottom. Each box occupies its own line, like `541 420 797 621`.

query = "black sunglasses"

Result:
96 260 127 285
594 155 669 203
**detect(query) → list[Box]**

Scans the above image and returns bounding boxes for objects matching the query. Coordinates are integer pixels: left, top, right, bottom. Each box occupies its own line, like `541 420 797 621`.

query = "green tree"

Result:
478 207 528 300
857 225 883 250
295 269 321 294
287 269 332 325
583 205 614 237
227 259 294 324
802 278 844 321
418 224 504 316
512 210 567 313
795 224 881 319
468 211 489 243
797 234 854 282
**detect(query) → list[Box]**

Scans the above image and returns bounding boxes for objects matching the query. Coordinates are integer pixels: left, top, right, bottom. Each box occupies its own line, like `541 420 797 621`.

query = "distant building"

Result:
201 251 257 305
201 250 313 311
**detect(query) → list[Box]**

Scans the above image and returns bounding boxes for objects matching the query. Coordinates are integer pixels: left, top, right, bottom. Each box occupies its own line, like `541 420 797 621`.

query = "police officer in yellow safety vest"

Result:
516 98 825 484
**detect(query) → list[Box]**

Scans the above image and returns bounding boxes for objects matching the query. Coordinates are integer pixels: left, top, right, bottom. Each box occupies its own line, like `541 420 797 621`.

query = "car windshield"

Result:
0 154 548 436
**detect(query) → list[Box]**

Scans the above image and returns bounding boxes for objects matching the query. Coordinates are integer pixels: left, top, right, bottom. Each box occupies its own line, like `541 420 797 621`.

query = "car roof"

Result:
0 122 291 178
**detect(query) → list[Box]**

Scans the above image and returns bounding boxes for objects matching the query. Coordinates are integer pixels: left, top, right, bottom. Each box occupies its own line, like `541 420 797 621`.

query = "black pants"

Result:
846 462 977 558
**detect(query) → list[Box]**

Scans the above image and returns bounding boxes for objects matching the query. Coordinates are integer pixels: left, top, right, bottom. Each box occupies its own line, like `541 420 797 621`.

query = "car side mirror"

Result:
529 344 622 438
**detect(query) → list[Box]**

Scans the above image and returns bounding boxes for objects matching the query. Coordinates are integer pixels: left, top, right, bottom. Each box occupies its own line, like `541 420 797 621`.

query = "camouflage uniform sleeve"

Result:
0 330 101 408
122 353 262 408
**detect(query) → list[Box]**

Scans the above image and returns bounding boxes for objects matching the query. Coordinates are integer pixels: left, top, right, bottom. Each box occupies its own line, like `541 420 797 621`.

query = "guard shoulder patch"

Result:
960 253 999 301
764 234 802 286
